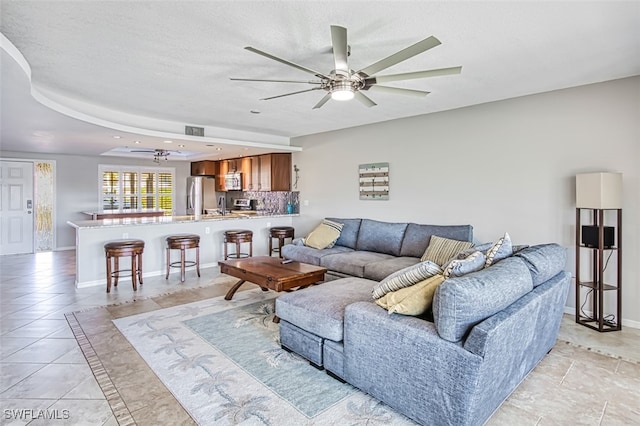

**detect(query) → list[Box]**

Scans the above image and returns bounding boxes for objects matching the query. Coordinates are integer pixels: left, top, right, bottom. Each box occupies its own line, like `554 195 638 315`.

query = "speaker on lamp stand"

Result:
581 225 615 248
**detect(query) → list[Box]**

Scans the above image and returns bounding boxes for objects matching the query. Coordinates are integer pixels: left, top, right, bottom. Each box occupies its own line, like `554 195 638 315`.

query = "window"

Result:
99 165 175 214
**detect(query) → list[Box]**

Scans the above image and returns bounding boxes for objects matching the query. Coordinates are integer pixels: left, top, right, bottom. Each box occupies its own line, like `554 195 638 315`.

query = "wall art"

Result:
359 162 389 200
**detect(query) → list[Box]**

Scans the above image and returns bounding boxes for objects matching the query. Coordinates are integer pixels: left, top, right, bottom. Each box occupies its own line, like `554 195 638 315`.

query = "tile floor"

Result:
1 250 638 425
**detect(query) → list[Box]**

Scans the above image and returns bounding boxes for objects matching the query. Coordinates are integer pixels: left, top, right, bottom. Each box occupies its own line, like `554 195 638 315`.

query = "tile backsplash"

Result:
222 191 299 214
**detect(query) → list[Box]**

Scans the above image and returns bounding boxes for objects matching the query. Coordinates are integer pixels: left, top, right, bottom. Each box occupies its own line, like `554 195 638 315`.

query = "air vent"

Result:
185 126 204 137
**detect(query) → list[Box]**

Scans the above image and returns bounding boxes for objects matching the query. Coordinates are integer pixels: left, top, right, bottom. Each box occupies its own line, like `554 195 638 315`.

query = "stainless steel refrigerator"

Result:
186 176 217 214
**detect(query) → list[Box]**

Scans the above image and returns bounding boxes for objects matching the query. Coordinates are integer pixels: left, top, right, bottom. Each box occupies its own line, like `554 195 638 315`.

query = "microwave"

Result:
224 172 242 191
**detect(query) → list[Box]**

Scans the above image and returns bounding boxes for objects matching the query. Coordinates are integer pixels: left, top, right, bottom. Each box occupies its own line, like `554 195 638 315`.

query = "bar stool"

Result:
166 234 201 282
269 226 295 258
224 230 253 260
104 239 145 293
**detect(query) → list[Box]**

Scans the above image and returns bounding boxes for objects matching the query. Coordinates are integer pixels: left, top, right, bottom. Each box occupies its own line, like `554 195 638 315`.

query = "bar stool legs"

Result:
224 230 253 260
269 226 295 258
166 234 201 282
104 239 145 293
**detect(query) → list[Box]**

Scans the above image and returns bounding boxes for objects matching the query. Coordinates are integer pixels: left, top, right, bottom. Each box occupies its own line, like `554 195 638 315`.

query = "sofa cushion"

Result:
304 219 344 249
400 223 474 258
356 219 408 256
375 274 445 316
421 235 474 266
443 251 486 279
281 244 353 266
363 256 420 281
326 218 362 250
433 256 533 342
275 277 376 341
514 243 567 287
372 261 442 299
321 251 393 278
485 232 513 267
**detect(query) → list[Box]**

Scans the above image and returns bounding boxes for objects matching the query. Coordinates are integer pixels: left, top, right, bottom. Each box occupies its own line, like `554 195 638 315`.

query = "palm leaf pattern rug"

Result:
113 289 415 425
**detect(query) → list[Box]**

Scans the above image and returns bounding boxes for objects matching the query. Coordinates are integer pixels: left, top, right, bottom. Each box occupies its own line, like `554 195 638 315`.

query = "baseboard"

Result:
54 246 75 251
563 306 639 329
75 263 220 289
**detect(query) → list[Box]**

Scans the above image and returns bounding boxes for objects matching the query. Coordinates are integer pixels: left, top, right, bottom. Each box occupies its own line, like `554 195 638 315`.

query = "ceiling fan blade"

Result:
355 91 377 108
312 93 332 109
368 85 430 97
357 36 441 77
366 66 462 84
230 77 322 84
330 25 349 76
245 46 330 80
260 87 323 101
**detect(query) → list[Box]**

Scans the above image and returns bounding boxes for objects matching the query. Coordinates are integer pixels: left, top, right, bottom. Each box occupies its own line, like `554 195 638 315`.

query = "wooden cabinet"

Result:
255 153 291 191
269 153 292 191
241 157 253 191
190 161 218 177
215 153 291 192
216 161 228 192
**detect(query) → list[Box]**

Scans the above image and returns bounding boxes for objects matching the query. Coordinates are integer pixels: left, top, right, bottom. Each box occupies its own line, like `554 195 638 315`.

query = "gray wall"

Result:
290 76 640 326
0 152 191 249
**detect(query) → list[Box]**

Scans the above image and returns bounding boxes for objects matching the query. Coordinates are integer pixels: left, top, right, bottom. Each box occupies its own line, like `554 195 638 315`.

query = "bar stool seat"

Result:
269 226 295 258
104 239 145 293
166 234 201 282
224 230 253 260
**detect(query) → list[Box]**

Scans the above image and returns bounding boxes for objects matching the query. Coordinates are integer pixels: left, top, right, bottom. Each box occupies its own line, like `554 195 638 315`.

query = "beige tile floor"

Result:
1 250 638 425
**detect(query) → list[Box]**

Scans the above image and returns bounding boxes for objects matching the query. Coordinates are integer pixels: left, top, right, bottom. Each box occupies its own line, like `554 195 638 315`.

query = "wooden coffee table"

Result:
218 256 327 300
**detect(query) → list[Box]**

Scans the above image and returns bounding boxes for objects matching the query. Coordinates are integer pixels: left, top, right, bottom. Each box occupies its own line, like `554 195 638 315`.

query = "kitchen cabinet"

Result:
267 153 292 191
216 160 228 192
252 153 291 191
216 153 291 192
190 161 218 177
241 157 254 191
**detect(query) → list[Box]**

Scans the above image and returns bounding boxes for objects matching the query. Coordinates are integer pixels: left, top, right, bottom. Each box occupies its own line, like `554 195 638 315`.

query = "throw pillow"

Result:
442 251 486 279
421 235 474 266
372 261 442 299
375 274 445 316
304 219 344 250
485 232 513 267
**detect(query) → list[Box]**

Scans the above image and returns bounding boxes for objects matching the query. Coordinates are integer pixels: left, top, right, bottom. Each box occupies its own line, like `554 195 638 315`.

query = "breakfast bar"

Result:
67 213 296 288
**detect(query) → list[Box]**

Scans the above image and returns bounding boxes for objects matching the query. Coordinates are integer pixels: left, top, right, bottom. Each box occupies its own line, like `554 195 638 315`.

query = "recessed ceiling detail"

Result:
1 2 638 157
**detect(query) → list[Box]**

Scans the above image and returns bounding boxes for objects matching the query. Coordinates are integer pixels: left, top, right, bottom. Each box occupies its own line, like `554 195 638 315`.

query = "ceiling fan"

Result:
231 25 461 109
130 148 177 163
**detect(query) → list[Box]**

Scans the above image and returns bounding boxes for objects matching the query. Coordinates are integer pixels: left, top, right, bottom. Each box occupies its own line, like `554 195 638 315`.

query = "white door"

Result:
0 161 34 255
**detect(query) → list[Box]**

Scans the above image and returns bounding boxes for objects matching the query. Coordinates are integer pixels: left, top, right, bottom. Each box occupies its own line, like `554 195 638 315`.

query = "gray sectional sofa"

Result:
281 218 474 280
276 219 570 426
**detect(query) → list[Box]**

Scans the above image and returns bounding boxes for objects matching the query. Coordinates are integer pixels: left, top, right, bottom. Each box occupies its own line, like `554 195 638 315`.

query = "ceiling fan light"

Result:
331 80 355 101
331 89 354 101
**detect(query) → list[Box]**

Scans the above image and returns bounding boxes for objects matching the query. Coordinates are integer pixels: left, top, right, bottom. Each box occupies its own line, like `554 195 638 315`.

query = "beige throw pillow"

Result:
372 261 442 299
375 274 445 316
421 235 474 266
304 219 344 250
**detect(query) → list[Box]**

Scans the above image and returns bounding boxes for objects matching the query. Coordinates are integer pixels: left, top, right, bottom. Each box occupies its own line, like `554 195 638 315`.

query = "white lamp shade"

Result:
576 172 622 209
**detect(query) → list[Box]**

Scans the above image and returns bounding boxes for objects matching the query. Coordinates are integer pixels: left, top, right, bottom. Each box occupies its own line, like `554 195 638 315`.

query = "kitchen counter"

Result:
81 210 165 220
68 213 297 288
68 212 297 229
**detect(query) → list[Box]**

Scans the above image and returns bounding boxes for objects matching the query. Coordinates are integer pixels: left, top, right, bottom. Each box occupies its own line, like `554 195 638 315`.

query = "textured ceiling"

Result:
1 1 639 160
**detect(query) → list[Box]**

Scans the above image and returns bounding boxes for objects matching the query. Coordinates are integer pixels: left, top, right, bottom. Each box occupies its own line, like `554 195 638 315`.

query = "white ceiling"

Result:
1 1 639 161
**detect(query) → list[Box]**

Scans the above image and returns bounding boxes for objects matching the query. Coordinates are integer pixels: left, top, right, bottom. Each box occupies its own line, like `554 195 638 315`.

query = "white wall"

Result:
0 152 191 249
290 76 640 326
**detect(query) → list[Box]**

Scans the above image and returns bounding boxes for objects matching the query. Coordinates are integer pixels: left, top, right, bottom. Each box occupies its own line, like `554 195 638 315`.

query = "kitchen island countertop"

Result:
68 213 297 288
68 212 298 229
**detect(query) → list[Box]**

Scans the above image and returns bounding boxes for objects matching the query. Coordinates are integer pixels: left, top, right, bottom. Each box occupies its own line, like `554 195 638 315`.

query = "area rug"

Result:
113 289 416 425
